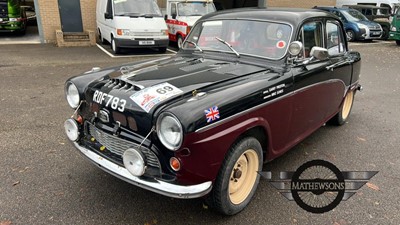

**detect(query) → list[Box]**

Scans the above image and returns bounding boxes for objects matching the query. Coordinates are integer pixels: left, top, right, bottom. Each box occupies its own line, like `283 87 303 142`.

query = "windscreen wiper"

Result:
215 37 240 58
184 40 203 52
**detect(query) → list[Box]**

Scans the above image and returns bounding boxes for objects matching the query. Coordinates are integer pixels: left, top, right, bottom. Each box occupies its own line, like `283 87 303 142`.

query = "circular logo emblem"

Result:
290 160 345 213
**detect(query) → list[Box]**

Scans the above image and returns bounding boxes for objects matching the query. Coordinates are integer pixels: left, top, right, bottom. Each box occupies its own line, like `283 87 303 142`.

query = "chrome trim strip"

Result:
73 142 212 199
195 79 346 133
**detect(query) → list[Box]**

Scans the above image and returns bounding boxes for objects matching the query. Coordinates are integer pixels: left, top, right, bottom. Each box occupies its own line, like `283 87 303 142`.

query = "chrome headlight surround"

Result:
65 81 80 109
156 112 183 151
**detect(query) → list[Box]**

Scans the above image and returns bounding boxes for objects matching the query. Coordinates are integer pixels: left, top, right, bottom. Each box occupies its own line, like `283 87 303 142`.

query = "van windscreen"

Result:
113 0 162 17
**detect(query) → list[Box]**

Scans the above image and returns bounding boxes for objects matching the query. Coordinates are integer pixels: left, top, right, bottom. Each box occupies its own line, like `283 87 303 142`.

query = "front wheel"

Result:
111 37 121 54
396 40 400 46
209 137 263 215
329 90 355 125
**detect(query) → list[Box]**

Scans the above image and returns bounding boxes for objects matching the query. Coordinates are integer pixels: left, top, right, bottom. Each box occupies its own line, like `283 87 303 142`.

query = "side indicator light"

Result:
170 157 181 171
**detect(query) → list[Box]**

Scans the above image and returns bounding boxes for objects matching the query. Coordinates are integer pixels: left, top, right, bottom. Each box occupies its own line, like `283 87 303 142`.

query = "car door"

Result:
289 19 349 142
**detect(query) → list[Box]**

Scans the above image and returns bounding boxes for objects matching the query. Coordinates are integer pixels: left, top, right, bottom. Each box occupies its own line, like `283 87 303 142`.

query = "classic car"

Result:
64 8 362 215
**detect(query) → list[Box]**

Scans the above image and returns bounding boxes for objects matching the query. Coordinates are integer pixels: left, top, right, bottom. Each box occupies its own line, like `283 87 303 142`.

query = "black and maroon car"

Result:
64 8 362 215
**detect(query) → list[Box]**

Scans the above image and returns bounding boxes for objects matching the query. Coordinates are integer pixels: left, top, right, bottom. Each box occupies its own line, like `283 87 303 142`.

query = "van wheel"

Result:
329 90 355 126
111 37 121 54
396 40 400 46
208 137 263 215
177 35 184 49
346 30 355 42
98 29 107 44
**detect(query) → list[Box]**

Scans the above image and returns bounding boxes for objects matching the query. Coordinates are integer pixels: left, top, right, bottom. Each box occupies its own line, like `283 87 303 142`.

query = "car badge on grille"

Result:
99 109 110 123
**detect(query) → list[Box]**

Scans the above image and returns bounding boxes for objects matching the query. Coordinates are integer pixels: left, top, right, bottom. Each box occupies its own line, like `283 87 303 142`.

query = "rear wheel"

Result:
177 35 184 49
111 36 121 54
346 30 356 42
209 137 263 215
396 40 400 46
329 90 355 126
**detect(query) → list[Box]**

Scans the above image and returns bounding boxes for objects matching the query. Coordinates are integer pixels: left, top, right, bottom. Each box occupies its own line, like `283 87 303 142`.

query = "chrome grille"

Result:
88 124 161 169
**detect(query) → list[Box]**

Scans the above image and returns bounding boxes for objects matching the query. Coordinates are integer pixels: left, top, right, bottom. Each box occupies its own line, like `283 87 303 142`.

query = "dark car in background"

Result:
343 4 391 39
314 6 383 41
64 8 362 215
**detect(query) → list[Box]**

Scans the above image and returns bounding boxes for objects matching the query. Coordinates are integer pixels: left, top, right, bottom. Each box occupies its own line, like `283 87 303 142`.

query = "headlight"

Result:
391 26 397 32
64 119 79 141
156 112 183 151
65 82 80 109
123 148 146 176
117 29 130 36
357 23 368 29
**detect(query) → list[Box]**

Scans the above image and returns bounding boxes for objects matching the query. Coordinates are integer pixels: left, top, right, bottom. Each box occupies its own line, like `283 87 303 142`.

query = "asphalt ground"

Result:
0 41 399 225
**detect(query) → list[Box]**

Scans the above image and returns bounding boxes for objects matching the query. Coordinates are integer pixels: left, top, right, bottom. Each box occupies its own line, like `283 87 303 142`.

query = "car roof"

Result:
199 7 336 25
314 6 355 12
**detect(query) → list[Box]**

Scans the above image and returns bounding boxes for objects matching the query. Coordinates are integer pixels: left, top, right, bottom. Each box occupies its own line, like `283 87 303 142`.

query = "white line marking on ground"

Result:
96 44 177 58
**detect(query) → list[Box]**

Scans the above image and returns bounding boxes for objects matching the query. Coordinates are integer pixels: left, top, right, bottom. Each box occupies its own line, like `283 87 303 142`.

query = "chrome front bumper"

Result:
72 142 212 199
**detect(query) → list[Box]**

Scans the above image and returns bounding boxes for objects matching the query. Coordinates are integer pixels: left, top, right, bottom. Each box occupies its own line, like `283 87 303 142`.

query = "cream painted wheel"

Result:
229 149 259 204
341 90 354 121
329 90 355 126
209 137 263 215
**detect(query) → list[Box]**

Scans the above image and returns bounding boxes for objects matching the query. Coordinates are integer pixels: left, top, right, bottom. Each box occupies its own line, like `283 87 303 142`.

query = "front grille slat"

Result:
88 124 161 169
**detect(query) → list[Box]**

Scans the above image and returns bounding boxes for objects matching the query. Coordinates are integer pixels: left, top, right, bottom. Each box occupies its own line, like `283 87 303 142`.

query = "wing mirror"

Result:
310 47 329 61
172 13 177 19
104 12 113 20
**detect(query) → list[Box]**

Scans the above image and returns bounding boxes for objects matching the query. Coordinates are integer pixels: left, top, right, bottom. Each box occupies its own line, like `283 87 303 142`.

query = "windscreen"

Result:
113 0 162 17
184 20 292 60
177 2 216 16
342 9 369 22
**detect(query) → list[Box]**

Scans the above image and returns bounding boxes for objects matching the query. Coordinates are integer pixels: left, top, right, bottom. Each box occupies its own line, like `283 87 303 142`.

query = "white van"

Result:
336 0 400 14
96 0 169 54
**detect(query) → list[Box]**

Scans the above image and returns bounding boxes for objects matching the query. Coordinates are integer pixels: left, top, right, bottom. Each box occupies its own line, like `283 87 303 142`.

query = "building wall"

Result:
37 0 60 42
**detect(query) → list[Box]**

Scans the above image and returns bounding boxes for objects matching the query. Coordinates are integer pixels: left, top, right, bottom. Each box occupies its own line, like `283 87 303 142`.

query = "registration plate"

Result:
139 40 155 45
372 32 380 35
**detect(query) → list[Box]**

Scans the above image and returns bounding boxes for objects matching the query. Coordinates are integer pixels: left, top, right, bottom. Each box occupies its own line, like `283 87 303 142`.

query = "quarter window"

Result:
326 21 346 55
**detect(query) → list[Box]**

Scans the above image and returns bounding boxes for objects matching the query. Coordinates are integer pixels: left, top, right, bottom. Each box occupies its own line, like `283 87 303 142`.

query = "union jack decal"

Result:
205 106 220 123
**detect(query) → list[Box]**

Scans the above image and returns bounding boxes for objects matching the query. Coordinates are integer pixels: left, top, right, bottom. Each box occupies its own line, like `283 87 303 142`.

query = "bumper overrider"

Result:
65 119 212 199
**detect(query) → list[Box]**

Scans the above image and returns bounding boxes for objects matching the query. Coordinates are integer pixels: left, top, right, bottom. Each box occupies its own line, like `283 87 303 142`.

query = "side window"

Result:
171 4 177 16
326 21 346 55
106 0 112 15
297 21 323 58
380 4 391 14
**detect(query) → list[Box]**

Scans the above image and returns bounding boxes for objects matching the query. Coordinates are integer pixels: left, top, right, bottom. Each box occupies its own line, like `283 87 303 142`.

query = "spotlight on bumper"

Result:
64 119 79 142
123 148 146 177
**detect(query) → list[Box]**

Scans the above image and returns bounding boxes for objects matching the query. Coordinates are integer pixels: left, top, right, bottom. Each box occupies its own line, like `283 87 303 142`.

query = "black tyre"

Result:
209 137 263 215
98 29 107 44
396 40 400 46
329 90 355 126
381 26 389 40
177 35 184 49
346 30 356 42
111 36 121 54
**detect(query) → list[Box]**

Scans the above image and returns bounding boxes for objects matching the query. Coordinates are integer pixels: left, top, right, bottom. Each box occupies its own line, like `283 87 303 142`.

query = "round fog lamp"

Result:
64 119 79 141
288 41 303 56
123 148 146 176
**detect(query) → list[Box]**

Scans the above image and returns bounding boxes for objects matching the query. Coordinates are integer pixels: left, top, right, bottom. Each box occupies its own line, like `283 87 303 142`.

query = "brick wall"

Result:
37 0 61 42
